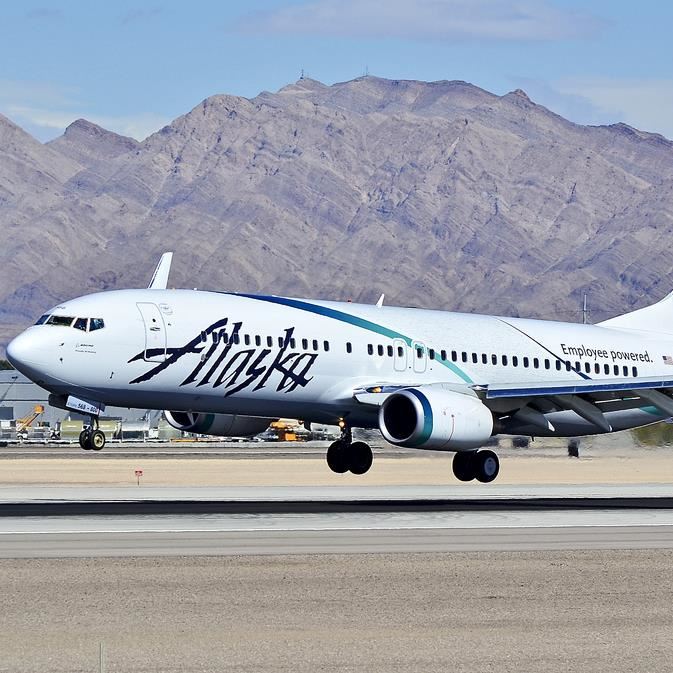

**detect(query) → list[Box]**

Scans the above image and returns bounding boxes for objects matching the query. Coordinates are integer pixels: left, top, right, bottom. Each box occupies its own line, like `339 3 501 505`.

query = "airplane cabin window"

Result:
290 338 296 349
73 318 88 331
367 344 373 355
312 339 318 351
614 365 619 375
440 350 447 361
604 364 610 375
267 336 273 347
566 361 572 372
461 352 468 363
47 315 75 327
398 346 404 357
324 341 330 352
222 333 229 344
302 338 308 350
491 354 497 365
555 360 561 371
278 336 284 348
378 345 384 356
387 345 393 357
594 363 600 374
255 335 261 346
575 361 580 371
232 333 240 345
481 353 488 364
244 335 251 346
584 362 591 374
451 351 457 362
632 366 638 377
35 314 50 325
544 359 550 370
89 318 105 331
417 347 423 359
346 342 352 353
533 358 539 369
471 353 478 364
623 366 628 377
523 357 529 368
429 348 435 360
502 355 508 366
512 356 518 367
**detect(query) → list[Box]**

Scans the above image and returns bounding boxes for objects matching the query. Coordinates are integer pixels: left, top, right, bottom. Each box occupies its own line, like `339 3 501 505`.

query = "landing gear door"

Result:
137 302 167 362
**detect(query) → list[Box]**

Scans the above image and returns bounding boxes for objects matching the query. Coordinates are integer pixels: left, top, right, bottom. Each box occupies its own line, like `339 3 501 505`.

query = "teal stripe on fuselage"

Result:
232 293 474 384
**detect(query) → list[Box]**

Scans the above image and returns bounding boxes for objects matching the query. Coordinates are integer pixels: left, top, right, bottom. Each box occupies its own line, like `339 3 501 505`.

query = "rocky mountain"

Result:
2 76 673 353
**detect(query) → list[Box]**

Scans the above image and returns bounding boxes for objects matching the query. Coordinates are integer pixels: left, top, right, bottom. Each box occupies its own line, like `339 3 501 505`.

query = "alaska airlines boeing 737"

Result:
7 252 673 483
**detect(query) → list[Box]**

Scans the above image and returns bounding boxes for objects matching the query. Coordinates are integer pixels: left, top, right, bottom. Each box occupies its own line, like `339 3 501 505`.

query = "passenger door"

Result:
136 302 167 362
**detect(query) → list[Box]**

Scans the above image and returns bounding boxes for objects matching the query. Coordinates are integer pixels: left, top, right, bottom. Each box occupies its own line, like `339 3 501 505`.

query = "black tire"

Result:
79 430 92 451
348 441 373 475
475 449 500 483
452 451 477 482
90 430 106 451
326 441 349 473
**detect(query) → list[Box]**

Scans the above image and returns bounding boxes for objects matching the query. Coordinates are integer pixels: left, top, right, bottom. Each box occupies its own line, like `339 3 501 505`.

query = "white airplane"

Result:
7 252 673 483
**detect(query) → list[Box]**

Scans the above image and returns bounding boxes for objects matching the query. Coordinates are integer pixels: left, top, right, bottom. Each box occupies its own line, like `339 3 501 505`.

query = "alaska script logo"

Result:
128 318 318 396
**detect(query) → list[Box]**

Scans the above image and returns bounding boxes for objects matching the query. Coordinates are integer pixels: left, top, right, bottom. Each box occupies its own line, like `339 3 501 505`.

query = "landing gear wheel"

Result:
348 441 373 475
475 449 500 483
79 430 92 451
326 441 349 474
452 451 477 482
90 429 106 451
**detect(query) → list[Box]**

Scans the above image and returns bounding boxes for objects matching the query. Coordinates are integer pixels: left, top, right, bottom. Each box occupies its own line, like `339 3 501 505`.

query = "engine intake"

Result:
164 411 272 437
379 386 493 450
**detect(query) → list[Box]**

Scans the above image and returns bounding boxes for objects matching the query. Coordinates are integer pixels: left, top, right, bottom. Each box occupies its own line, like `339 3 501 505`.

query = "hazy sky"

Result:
1 0 672 141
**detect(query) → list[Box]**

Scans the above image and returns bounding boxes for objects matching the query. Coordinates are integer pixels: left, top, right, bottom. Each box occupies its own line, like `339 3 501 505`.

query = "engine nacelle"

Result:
379 386 493 450
164 411 273 437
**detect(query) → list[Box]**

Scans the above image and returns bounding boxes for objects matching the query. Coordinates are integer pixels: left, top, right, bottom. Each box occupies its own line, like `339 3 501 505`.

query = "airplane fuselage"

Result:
8 288 673 438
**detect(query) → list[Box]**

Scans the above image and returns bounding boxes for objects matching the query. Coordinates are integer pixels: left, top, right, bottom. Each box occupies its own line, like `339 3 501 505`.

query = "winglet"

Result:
148 252 173 289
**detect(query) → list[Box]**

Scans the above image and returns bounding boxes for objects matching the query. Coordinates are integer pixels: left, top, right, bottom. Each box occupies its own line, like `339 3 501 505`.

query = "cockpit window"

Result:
35 314 50 325
73 317 88 331
89 318 105 331
47 315 75 327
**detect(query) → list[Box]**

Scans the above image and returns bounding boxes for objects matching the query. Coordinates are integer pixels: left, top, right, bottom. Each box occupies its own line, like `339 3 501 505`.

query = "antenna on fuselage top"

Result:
376 294 385 308
148 252 174 289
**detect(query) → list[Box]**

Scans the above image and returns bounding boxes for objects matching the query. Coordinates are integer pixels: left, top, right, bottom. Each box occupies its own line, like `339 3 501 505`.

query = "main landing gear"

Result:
79 416 106 451
452 449 500 483
326 425 373 475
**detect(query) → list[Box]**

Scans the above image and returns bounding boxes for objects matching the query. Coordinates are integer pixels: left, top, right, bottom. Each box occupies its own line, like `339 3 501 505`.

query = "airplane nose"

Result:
6 330 46 379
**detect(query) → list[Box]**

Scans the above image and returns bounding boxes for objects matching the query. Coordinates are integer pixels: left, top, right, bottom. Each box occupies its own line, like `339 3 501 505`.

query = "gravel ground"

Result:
0 551 672 673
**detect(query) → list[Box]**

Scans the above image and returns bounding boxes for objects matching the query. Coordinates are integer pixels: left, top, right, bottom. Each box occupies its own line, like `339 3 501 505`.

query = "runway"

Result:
1 485 672 557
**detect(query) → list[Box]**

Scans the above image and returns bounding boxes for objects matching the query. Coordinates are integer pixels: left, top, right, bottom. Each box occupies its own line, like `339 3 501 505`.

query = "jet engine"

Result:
379 386 493 450
164 411 273 437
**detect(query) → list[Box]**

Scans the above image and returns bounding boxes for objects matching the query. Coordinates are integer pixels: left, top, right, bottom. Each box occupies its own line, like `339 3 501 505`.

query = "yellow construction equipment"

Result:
16 405 45 436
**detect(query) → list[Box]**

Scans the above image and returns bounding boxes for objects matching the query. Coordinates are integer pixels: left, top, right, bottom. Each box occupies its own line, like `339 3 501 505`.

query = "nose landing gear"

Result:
78 417 106 451
326 425 373 475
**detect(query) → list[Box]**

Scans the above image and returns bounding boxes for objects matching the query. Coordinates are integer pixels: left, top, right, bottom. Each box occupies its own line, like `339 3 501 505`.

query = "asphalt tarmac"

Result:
1 446 671 671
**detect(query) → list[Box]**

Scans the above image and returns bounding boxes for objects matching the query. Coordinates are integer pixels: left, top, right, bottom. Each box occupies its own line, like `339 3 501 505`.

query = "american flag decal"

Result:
663 355 673 365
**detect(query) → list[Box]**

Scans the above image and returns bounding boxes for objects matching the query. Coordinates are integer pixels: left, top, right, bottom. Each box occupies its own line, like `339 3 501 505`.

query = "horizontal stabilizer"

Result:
148 252 173 290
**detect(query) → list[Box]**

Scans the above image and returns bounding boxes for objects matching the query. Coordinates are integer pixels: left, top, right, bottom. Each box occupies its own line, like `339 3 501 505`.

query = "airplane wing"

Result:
148 252 174 290
474 376 673 433
353 377 673 433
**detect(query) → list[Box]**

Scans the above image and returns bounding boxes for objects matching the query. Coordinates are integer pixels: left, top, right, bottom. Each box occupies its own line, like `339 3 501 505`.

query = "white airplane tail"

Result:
599 289 673 334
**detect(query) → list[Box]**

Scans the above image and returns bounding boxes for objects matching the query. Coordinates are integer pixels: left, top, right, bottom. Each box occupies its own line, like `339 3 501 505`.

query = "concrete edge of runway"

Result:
3 495 673 517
